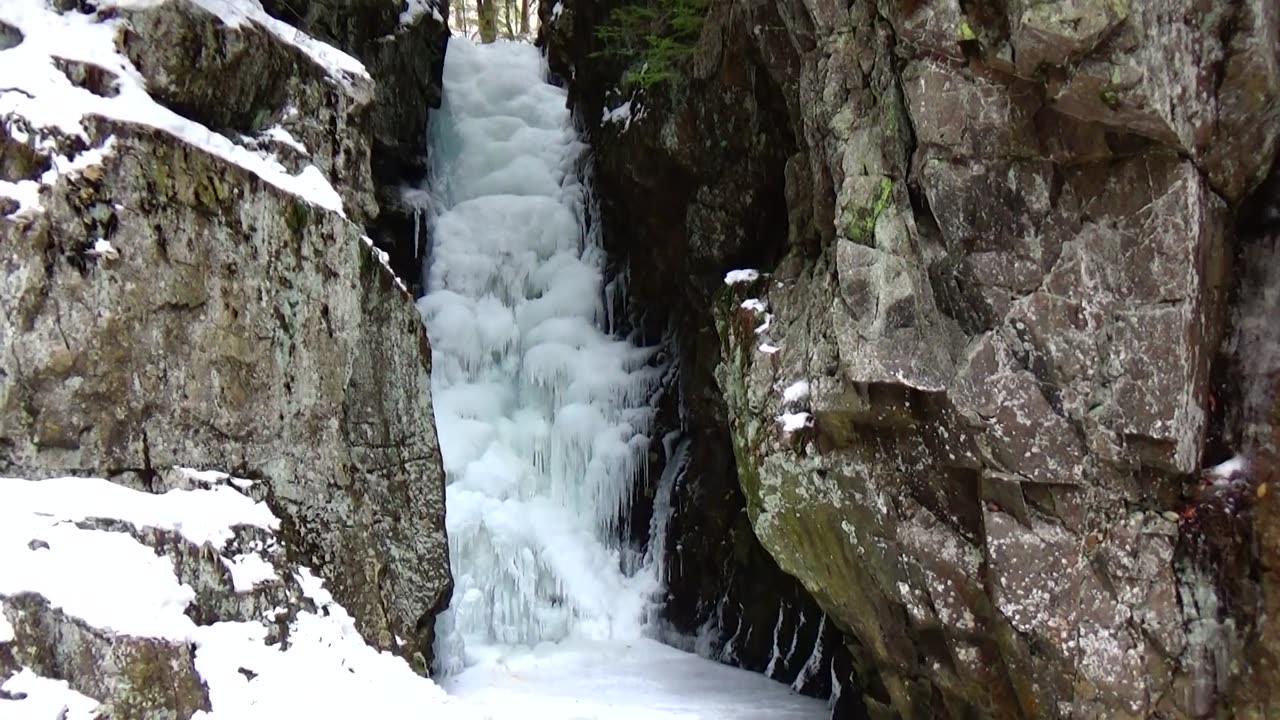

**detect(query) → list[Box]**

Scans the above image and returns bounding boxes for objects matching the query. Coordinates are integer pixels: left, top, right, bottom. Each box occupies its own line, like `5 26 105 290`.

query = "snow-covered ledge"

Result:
0 472 460 718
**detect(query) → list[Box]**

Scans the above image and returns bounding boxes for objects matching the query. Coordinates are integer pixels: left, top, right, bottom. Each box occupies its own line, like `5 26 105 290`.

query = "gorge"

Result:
1 0 1278 718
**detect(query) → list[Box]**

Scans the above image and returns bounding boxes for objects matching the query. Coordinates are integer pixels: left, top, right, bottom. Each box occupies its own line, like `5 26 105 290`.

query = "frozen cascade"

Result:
418 38 663 669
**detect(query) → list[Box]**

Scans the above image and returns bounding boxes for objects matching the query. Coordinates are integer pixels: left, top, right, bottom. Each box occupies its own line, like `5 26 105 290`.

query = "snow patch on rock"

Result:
0 0 347 217
0 475 458 719
724 269 760 285
0 669 100 720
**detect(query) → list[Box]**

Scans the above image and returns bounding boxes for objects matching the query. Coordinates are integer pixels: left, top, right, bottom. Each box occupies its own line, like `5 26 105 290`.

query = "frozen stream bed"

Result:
444 638 828 719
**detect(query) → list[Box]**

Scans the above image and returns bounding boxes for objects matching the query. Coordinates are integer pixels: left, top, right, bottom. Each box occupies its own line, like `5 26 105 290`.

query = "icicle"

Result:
763 602 786 678
422 38 662 671
792 615 827 693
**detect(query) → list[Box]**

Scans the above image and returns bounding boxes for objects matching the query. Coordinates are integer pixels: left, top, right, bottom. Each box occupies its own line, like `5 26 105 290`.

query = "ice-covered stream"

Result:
416 38 826 717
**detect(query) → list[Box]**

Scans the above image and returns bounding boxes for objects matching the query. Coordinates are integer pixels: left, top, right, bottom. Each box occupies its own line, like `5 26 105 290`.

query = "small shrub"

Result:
593 0 709 90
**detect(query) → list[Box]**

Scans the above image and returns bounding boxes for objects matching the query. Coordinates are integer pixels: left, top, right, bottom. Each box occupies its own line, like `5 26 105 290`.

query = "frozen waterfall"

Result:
418 38 662 670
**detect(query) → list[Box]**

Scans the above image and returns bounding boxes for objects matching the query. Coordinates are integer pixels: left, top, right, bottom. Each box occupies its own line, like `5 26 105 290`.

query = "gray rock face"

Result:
257 0 450 290
544 0 1279 716
1 0 450 688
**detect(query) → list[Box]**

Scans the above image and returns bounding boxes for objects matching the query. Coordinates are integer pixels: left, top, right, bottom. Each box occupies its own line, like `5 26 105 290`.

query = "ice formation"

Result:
418 38 662 668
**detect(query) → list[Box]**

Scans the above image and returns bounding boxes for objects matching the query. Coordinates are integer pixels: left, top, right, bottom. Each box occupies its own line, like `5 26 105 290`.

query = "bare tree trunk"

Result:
476 0 497 42
503 0 516 38
519 0 529 35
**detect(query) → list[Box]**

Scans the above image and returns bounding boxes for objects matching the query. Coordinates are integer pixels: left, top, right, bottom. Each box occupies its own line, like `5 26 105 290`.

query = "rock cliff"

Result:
1 0 452 706
542 0 1280 716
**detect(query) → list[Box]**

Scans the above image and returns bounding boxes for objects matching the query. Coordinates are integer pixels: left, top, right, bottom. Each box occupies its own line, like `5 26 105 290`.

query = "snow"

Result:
602 99 645 131
0 600 12 642
445 638 825 719
87 238 118 259
1207 455 1248 480
0 476 279 639
0 516 198 639
0 0 347 217
782 381 810 403
165 0 369 82
0 475 467 718
399 0 445 26
179 466 255 490
741 298 767 313
777 412 814 432
724 269 760 285
191 578 455 720
264 125 309 155
222 553 277 592
759 343 781 354
0 669 100 720
420 37 662 663
0 476 277 546
551 1 564 21
0 179 42 219
361 235 409 292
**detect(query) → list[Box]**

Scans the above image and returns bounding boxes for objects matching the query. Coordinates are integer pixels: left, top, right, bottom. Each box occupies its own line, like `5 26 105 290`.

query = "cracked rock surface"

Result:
543 0 1279 715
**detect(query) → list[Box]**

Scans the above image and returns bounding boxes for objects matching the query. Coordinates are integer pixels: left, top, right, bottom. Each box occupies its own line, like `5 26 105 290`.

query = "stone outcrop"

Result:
1 0 451 692
543 0 1280 716
257 0 450 291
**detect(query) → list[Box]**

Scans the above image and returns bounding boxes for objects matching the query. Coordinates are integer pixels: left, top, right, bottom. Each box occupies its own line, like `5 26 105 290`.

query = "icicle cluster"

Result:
419 39 661 667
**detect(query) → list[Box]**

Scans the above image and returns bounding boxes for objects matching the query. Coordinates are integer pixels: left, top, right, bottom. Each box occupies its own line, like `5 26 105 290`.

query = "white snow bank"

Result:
0 475 461 720
782 381 810 403
192 568 454 720
179 466 255 490
724 269 760 285
777 412 814 432
1207 455 1249 481
740 298 767 313
0 0 346 217
398 0 445 26
0 476 277 546
0 475 275 639
222 553 277 592
0 669 100 720
0 513 198 639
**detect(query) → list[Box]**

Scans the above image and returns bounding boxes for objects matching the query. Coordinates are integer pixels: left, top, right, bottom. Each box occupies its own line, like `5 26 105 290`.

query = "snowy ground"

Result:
0 474 825 719
446 639 826 719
